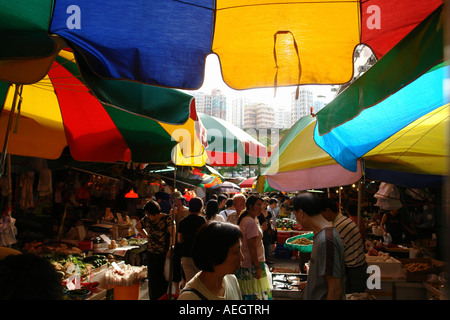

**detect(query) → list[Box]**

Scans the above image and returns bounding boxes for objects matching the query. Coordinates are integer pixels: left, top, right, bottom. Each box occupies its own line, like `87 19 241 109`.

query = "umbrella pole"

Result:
357 179 362 230
338 186 342 215
0 84 21 178
167 166 177 299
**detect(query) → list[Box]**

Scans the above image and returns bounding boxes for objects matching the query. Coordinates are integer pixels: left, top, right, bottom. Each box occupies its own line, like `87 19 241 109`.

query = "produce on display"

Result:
105 263 147 287
277 218 302 231
290 237 313 246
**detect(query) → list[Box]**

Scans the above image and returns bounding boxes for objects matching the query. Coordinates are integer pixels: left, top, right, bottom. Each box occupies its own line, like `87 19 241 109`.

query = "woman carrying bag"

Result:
136 200 174 300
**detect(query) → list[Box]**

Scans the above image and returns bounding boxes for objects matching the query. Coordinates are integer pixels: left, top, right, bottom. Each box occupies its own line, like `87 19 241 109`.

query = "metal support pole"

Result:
0 84 21 178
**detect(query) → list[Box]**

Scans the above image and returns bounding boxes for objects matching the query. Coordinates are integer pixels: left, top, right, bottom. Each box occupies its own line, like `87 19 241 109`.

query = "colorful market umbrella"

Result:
198 113 268 166
0 1 63 84
239 177 257 189
313 6 447 172
45 0 442 90
0 48 207 166
259 115 362 192
362 103 448 187
192 166 223 188
259 101 448 192
210 181 241 194
258 7 448 192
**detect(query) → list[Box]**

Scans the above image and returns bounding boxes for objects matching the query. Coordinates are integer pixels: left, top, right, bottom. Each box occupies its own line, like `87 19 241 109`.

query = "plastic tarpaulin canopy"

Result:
0 49 207 165
47 0 442 90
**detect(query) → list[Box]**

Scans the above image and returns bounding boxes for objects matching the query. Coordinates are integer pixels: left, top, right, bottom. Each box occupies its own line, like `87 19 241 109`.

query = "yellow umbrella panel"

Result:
364 104 449 176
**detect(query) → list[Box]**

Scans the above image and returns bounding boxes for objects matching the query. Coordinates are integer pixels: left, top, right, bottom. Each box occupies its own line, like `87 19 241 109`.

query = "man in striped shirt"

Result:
319 198 368 294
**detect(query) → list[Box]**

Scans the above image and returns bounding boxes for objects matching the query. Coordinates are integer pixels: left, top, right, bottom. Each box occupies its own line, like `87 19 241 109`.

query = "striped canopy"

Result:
0 1 442 90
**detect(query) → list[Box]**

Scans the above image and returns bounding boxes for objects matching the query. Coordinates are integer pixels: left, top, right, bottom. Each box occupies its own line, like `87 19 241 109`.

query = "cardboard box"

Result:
366 255 402 276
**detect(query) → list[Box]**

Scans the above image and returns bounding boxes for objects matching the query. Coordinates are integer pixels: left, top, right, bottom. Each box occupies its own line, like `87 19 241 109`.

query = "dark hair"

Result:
237 195 261 225
292 193 321 217
205 200 219 220
192 221 242 272
225 199 234 208
319 198 338 214
348 203 358 217
0 254 63 300
217 194 227 203
155 191 170 201
189 197 203 213
144 200 161 215
268 198 278 205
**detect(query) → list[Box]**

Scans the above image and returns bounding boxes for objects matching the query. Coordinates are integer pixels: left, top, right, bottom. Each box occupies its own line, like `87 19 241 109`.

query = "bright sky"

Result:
181 54 337 110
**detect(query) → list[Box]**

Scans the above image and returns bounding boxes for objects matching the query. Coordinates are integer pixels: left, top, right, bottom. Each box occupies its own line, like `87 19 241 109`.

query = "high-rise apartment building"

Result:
255 103 275 129
243 102 275 129
230 97 250 128
193 89 227 120
211 89 227 119
193 91 210 115
274 106 291 129
290 88 313 125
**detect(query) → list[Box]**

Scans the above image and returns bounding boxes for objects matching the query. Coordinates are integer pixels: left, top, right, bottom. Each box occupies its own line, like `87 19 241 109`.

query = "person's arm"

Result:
380 214 387 235
260 220 268 231
135 220 147 237
177 232 183 244
247 236 262 279
168 221 175 245
326 275 343 300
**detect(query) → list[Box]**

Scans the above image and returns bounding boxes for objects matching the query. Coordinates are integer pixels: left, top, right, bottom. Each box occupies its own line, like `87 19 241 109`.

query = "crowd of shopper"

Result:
0 189 384 300
133 189 373 301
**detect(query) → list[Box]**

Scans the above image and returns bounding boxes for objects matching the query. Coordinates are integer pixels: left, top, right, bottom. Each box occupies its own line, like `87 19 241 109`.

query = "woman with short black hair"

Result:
178 221 243 300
